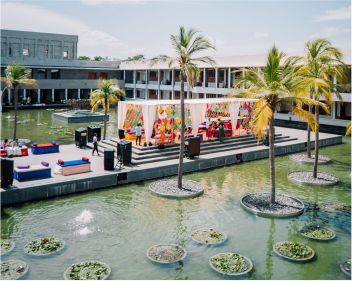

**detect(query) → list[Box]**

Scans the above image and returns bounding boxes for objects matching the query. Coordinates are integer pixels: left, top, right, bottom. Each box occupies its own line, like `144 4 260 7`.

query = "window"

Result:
45 49 49 57
99 72 108 79
9 47 12 56
88 72 97 80
23 48 29 56
63 50 68 58
51 69 60 79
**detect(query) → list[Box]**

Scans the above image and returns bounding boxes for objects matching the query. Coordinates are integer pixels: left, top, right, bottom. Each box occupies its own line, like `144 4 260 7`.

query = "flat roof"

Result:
120 98 258 106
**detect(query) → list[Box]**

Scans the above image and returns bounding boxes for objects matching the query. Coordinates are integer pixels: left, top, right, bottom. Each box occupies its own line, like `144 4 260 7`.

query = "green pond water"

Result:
1 109 351 280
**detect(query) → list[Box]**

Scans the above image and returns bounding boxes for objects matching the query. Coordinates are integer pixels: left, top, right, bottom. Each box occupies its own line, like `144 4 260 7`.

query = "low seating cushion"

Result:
14 165 51 181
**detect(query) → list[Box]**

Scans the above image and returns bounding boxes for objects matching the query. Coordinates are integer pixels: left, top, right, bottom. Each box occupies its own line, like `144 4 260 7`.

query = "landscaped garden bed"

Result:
64 260 111 280
288 171 339 186
300 225 336 241
24 237 65 256
241 193 304 218
149 179 204 198
191 229 227 245
340 259 351 277
273 241 315 262
146 244 187 264
0 260 29 280
1 240 15 255
209 252 253 276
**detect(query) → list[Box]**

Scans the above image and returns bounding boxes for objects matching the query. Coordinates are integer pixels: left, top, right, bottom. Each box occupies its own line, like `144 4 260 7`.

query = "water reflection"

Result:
264 219 276 280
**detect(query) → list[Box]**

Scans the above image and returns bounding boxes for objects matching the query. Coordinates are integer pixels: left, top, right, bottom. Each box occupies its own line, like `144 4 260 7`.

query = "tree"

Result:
1 64 37 140
78 56 91 61
90 79 125 140
93 56 104 61
126 54 145 61
151 26 215 189
232 46 327 204
300 39 346 178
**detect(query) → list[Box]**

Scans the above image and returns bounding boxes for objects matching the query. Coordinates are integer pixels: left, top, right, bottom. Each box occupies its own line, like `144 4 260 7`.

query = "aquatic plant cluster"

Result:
65 261 110 280
300 225 335 240
24 237 64 255
0 240 15 255
209 252 250 274
191 229 226 245
147 244 186 263
274 241 313 260
0 260 28 280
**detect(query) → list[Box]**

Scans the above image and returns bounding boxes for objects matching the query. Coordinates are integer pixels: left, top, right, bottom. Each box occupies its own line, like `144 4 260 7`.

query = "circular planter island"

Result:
1 240 15 256
191 229 227 245
0 260 29 280
24 237 65 256
149 179 204 199
64 261 111 280
299 225 336 241
241 193 304 218
209 252 253 276
340 259 351 277
288 171 339 186
273 241 315 262
146 244 187 264
289 154 331 164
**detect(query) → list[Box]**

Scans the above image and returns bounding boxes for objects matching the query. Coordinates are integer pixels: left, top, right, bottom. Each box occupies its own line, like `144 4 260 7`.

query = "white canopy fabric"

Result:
117 98 257 141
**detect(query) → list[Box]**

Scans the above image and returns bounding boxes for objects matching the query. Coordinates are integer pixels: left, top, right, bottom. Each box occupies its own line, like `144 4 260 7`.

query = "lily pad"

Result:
146 244 187 264
209 252 253 276
273 241 315 262
340 259 351 277
1 240 15 256
24 237 65 256
64 260 111 280
0 260 29 280
191 229 227 245
300 225 336 241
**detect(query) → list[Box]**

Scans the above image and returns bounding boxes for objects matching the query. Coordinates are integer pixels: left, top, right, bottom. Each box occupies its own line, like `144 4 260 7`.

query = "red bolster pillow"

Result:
82 157 89 162
58 159 64 165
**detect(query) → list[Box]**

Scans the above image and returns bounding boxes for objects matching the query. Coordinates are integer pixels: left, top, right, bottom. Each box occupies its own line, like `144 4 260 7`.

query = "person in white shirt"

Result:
135 123 142 146
92 133 100 156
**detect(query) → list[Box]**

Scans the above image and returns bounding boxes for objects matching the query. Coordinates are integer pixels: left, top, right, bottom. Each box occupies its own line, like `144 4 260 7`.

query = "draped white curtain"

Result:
142 105 157 144
189 103 208 136
229 102 241 135
117 102 128 129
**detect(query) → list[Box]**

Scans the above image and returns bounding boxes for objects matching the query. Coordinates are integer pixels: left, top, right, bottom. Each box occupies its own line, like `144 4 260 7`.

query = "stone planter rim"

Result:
340 260 351 277
240 192 304 218
191 229 227 245
149 179 204 199
289 154 331 165
209 252 253 276
288 171 339 186
24 238 65 256
146 244 187 264
63 260 111 280
1 240 15 256
1 259 29 280
299 226 336 241
273 241 315 262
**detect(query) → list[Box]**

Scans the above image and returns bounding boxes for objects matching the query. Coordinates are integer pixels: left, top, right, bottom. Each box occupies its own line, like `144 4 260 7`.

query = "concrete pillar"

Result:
157 69 160 100
332 102 336 119
65 88 68 100
23 89 27 100
215 68 218 88
203 68 206 88
7 89 11 105
228 67 231 88
51 89 54 103
133 70 136 99
145 89 148 100
123 70 126 81
171 69 175 100
333 75 337 93
37 89 41 103
204 93 207 99
78 88 81 99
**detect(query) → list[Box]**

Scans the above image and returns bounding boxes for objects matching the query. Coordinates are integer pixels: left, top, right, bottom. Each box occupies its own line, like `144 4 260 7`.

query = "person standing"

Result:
92 133 100 156
218 122 225 143
135 123 142 146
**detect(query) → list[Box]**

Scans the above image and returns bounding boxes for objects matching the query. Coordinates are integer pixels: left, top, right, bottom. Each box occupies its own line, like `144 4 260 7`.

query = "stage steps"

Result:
87 133 298 165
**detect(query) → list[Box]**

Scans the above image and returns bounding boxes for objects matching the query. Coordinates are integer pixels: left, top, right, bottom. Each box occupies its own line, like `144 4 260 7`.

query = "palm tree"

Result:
90 79 125 140
300 39 346 177
232 46 327 204
151 26 216 189
1 64 37 140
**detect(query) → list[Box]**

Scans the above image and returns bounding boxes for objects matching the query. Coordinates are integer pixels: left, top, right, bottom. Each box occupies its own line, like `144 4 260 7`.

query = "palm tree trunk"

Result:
313 104 319 178
13 86 18 140
177 73 185 189
269 116 276 205
103 97 107 140
307 104 312 158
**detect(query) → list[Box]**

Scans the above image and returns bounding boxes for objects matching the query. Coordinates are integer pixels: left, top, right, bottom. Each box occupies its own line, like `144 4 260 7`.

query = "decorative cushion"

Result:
17 165 30 169
82 157 89 162
41 161 49 167
58 159 64 165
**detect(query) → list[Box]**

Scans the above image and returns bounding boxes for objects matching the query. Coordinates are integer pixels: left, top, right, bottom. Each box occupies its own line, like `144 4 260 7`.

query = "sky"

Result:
1 0 351 60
